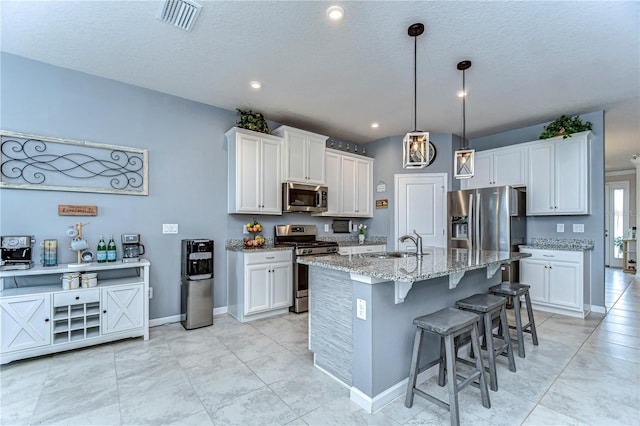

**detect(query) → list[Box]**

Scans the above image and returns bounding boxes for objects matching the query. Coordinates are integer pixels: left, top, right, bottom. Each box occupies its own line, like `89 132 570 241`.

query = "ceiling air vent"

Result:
157 0 201 32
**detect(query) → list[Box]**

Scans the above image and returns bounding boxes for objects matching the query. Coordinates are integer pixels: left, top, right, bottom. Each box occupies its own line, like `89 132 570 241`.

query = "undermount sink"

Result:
364 252 425 259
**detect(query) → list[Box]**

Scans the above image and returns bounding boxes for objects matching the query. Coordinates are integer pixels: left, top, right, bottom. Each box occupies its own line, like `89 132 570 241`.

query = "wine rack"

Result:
53 300 101 344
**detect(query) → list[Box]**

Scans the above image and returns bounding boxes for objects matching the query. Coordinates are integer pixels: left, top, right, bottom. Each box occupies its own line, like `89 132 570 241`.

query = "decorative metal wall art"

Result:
1 131 148 195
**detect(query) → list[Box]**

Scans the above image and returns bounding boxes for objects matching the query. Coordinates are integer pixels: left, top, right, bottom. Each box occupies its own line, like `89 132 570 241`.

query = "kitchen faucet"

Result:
399 229 423 256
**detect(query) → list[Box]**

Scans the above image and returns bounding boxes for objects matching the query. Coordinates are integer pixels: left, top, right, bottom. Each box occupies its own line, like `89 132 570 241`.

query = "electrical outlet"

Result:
148 287 153 299
356 298 367 320
573 224 585 233
162 224 178 234
324 224 330 232
557 224 565 233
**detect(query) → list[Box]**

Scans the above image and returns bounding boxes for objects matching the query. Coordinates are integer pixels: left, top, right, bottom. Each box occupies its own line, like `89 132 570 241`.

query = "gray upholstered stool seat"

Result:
405 308 490 426
489 282 539 358
455 293 516 392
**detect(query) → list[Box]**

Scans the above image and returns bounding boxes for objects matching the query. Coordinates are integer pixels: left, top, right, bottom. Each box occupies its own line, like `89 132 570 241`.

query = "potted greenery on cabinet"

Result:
539 115 592 139
236 109 269 134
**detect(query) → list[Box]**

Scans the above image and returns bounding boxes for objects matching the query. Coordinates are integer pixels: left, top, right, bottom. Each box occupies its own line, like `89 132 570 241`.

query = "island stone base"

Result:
308 266 501 413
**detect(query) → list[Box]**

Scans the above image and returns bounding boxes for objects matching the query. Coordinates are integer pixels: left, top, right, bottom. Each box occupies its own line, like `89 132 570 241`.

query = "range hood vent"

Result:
157 0 201 32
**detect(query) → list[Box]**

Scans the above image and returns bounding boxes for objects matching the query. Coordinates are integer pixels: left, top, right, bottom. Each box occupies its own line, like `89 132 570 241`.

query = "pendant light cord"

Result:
413 33 417 131
462 68 466 148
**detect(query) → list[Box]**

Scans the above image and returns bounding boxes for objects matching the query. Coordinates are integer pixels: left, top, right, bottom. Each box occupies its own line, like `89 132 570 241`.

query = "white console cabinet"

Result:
519 248 590 318
0 260 149 364
227 249 293 323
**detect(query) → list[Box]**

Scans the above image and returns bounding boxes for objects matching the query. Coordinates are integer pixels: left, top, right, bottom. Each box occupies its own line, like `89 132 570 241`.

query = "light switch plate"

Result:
324 224 330 232
356 298 367 320
573 224 585 233
557 224 564 233
162 224 179 234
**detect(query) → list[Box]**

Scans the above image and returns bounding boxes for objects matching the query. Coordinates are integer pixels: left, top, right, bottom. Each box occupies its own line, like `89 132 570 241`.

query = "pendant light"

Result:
403 23 430 169
454 60 474 179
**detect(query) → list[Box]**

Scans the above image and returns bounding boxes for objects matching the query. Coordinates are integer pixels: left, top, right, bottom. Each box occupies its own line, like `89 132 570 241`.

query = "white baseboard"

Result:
350 365 438 414
149 306 228 327
591 305 606 314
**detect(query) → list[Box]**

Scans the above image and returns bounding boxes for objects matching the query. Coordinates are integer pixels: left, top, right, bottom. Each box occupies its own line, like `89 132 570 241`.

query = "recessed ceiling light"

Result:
457 89 467 98
326 5 345 21
371 123 379 128
250 81 262 89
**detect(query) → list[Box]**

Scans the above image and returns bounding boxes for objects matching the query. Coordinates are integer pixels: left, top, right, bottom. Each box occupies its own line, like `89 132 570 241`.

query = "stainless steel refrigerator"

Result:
448 186 526 281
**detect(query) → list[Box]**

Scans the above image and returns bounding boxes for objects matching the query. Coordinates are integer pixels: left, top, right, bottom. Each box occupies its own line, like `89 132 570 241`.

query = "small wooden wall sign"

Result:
375 199 388 209
58 205 98 216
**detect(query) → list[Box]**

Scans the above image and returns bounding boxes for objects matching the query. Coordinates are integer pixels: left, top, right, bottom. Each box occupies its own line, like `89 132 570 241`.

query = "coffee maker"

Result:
121 234 145 263
1 236 36 270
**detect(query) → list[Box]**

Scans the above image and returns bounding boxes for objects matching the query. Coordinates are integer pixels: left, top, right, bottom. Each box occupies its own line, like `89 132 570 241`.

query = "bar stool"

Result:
405 308 490 426
455 293 516 391
489 282 539 358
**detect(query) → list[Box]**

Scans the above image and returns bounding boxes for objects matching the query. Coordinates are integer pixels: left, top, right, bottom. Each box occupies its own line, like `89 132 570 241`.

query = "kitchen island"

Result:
297 248 530 413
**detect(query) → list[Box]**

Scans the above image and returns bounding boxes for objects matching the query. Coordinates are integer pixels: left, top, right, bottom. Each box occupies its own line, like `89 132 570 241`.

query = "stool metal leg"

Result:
444 333 460 426
524 291 539 346
483 312 498 392
405 328 423 408
470 323 491 409
512 295 526 358
499 305 517 372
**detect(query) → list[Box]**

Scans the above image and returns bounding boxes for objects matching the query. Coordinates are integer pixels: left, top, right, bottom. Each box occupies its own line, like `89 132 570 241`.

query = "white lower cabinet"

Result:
1 294 51 353
339 244 386 255
227 249 293 322
101 284 144 334
519 248 589 318
0 261 150 364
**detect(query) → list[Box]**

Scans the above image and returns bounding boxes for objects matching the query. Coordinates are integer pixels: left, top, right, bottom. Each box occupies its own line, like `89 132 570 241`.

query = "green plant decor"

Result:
236 109 269 134
539 115 593 139
614 236 623 248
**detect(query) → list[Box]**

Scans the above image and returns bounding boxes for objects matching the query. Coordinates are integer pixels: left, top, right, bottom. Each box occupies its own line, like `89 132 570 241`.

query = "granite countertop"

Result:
519 238 595 251
225 239 293 252
297 248 530 283
320 236 387 247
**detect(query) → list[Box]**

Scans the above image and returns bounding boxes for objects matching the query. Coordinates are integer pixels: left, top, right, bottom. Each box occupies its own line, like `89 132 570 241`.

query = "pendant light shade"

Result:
403 23 430 169
454 60 474 179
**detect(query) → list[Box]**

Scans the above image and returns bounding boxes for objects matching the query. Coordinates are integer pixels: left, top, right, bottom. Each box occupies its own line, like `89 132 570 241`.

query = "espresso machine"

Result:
1 236 36 270
121 234 145 263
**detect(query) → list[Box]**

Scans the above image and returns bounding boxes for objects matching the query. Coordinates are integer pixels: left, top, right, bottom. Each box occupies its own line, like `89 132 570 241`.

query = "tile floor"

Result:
1 270 638 425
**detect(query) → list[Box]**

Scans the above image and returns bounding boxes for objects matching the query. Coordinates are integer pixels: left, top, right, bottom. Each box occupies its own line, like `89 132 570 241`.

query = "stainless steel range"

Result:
275 225 338 313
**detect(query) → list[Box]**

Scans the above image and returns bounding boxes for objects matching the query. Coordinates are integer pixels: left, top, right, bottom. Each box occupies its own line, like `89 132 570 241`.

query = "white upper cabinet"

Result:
527 131 591 215
461 145 527 190
227 127 283 215
272 126 327 185
317 148 373 218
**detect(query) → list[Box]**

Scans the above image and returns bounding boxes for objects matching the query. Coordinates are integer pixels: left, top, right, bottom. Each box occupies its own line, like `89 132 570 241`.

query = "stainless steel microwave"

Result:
282 182 328 213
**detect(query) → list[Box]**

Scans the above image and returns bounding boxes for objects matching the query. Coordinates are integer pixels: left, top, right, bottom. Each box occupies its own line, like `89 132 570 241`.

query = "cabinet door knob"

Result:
75 296 80 300
45 318 50 322
103 310 107 314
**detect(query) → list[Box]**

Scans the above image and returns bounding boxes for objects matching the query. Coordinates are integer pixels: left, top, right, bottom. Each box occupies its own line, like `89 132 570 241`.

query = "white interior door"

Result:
394 173 447 250
606 181 629 268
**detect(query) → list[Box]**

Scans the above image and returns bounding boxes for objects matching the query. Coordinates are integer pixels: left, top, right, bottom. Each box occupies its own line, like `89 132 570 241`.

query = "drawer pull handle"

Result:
542 255 555 257
75 296 80 300
266 256 275 259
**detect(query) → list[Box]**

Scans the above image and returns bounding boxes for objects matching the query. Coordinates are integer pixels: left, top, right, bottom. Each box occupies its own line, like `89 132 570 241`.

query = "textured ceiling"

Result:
1 1 639 171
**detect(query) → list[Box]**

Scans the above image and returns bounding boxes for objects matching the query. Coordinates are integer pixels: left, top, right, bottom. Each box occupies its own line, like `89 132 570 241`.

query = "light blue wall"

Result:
364 133 463 248
0 53 350 320
469 110 606 308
